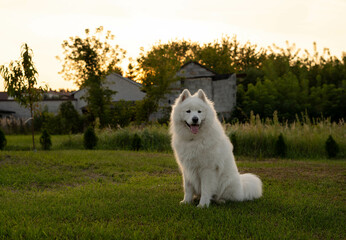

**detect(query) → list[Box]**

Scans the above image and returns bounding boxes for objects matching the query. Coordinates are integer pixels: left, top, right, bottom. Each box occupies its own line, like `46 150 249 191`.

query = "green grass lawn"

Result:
4 135 84 151
0 150 345 239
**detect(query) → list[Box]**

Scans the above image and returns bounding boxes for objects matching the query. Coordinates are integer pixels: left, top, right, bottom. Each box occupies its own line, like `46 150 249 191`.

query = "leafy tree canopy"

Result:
1 44 44 108
58 26 125 87
57 26 126 126
133 38 345 122
0 43 45 150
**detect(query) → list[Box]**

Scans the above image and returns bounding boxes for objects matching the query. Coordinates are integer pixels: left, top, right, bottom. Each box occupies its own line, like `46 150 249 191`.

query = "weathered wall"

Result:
0 100 77 119
0 73 145 118
183 77 213 100
212 74 236 113
105 73 146 102
73 73 146 113
154 63 237 120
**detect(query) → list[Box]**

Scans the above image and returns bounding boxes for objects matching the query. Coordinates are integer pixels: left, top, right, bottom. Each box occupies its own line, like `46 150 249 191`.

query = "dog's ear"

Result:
197 89 207 102
179 89 191 102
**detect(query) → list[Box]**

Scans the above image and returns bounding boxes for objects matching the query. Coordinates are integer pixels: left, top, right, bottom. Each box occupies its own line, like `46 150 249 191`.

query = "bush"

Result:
40 129 52 150
325 135 339 158
275 133 287 158
83 126 98 149
59 101 83 134
0 128 7 150
35 112 63 134
132 133 141 151
110 100 136 128
135 98 158 123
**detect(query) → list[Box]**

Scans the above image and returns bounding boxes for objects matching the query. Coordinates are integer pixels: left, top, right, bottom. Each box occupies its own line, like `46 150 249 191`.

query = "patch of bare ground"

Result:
0 154 21 165
239 160 346 182
147 169 179 176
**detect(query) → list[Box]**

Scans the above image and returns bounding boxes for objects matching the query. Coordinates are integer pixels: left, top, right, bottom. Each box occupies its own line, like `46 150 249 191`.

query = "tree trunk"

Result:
30 104 35 151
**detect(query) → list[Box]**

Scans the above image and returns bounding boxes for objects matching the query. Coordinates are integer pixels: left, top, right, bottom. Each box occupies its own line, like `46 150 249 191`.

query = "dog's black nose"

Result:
192 116 199 124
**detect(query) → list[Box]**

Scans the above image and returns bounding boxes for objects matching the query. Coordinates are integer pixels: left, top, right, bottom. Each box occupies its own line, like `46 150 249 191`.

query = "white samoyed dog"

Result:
170 89 262 208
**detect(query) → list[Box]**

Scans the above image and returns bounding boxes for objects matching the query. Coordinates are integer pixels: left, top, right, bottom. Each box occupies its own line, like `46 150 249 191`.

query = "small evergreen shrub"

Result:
325 135 339 158
0 128 7 150
84 126 98 149
230 132 237 154
40 129 52 150
132 133 141 151
275 133 287 158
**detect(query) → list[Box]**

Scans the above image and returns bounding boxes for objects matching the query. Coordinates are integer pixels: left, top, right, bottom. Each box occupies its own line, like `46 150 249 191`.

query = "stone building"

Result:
156 62 237 119
73 73 145 114
0 73 145 119
0 63 237 120
0 91 75 119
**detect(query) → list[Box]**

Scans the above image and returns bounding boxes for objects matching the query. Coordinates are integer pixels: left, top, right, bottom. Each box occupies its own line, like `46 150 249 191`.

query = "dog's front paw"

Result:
197 199 210 208
197 203 209 208
180 199 192 205
214 199 226 204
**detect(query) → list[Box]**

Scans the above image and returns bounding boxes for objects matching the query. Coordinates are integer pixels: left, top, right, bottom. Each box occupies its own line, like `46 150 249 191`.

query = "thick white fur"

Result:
170 89 262 208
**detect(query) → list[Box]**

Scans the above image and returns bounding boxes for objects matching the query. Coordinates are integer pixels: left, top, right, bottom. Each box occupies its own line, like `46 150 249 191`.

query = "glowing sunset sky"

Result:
0 0 345 91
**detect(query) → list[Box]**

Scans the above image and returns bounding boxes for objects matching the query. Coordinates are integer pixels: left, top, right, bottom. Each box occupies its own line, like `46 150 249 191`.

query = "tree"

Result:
0 43 44 150
125 59 137 80
135 40 198 118
194 36 267 74
57 26 126 127
59 101 81 134
134 37 267 120
135 97 158 123
133 38 345 122
110 100 136 128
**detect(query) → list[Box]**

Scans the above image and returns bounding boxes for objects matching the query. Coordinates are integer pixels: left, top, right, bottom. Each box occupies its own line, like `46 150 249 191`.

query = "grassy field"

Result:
0 150 345 239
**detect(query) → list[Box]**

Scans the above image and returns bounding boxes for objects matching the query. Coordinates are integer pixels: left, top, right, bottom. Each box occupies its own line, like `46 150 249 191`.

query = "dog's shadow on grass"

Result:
188 197 253 208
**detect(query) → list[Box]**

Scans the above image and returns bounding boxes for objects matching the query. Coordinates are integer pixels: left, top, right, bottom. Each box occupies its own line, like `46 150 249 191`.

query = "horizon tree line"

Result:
1 26 345 133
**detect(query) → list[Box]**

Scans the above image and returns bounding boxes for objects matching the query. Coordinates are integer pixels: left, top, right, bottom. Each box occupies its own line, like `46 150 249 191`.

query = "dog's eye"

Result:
198 110 201 113
186 110 191 113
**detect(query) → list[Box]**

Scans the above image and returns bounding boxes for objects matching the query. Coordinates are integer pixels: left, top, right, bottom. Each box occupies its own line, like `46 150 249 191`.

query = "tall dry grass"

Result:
0 117 30 134
2 112 345 159
225 112 345 158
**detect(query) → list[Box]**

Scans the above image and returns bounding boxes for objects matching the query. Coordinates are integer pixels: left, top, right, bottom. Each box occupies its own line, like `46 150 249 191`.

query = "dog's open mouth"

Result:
185 121 200 134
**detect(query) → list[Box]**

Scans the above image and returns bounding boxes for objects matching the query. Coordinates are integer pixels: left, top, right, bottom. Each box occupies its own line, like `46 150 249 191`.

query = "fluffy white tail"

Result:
240 173 263 200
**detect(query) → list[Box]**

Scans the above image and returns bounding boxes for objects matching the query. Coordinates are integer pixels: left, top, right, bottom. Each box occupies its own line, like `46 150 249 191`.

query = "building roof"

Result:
71 72 143 95
179 61 218 75
109 72 143 88
0 91 76 101
179 61 246 80
44 91 75 100
212 74 235 81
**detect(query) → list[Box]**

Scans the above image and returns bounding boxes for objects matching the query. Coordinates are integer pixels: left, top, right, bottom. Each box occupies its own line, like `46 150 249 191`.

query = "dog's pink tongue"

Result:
190 125 199 134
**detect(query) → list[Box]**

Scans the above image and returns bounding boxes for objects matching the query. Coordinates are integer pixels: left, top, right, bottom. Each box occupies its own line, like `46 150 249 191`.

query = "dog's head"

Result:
171 89 214 135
